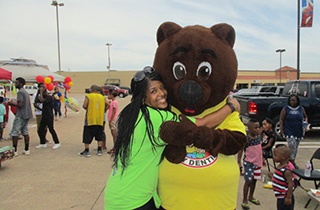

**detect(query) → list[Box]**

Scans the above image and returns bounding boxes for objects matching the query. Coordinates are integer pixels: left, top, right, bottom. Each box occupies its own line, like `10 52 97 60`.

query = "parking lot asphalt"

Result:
1 93 320 210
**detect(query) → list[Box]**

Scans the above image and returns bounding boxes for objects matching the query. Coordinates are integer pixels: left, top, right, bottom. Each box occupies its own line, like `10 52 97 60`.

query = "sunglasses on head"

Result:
133 66 155 82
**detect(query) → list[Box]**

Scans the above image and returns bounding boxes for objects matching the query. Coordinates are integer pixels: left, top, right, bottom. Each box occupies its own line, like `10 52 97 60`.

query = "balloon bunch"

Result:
36 75 55 91
63 76 73 91
35 75 73 91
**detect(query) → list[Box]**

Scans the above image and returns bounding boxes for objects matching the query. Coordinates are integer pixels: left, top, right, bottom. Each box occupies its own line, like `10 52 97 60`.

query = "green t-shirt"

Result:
104 107 179 210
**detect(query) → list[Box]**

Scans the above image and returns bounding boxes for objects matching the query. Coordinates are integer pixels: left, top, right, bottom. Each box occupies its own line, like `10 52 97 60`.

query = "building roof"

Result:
0 58 64 82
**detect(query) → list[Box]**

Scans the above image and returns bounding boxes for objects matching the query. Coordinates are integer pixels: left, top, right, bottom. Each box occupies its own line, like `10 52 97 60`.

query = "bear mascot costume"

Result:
153 22 247 209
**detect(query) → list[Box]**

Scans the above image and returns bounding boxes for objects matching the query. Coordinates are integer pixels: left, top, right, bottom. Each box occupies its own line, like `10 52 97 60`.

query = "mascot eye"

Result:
196 62 212 80
173 62 186 80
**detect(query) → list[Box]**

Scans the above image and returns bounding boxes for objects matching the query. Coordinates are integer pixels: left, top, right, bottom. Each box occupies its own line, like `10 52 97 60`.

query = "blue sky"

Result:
0 1 319 73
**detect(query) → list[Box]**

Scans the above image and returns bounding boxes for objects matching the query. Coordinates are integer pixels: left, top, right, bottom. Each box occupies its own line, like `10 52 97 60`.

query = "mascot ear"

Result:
210 23 236 48
156 21 182 45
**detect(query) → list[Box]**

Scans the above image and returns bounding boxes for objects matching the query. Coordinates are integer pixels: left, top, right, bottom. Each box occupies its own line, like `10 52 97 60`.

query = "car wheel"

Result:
119 93 124 98
273 116 281 135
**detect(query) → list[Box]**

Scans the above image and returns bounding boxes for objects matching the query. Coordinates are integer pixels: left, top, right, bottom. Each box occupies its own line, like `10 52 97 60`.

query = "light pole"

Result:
276 49 286 84
51 1 64 75
105 43 112 78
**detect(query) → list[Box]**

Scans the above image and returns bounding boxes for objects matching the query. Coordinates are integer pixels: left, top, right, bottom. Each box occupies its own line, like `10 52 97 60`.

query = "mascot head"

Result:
153 22 237 116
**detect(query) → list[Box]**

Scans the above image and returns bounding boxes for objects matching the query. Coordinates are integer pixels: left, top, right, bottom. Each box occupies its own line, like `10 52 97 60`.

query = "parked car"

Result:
24 85 38 95
102 85 129 98
119 86 132 94
233 80 320 133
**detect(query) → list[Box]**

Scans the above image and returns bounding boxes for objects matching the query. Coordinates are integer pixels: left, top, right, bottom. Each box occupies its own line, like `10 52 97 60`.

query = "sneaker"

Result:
79 150 91 157
22 150 30 155
97 150 103 156
52 144 61 149
14 151 19 157
35 144 47 149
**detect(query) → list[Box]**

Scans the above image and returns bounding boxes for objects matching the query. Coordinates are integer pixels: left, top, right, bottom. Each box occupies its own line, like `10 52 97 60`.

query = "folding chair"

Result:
263 133 279 172
293 148 320 208
264 151 276 172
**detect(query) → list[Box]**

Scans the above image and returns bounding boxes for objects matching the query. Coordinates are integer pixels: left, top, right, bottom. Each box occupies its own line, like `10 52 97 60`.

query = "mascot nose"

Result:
179 80 202 105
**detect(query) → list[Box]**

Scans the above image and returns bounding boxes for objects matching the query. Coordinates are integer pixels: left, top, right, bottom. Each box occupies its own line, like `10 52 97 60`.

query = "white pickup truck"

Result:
232 85 284 96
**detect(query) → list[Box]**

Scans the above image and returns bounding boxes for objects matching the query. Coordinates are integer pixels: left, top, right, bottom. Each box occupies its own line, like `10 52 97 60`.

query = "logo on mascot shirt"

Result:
182 147 218 168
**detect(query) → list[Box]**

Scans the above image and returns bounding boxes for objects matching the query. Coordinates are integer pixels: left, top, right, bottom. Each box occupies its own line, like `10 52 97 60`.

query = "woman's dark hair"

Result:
287 94 300 106
113 67 174 172
34 83 45 103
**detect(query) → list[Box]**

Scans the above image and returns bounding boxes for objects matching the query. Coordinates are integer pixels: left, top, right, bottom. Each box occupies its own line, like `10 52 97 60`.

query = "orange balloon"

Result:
44 77 51 84
68 81 73 87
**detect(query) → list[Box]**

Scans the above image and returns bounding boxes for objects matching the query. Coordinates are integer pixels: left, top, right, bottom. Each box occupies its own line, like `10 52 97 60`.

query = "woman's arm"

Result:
195 96 240 128
302 107 308 122
279 108 286 135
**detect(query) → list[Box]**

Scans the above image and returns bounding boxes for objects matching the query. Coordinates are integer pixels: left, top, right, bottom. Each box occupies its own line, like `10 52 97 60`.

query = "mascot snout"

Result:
179 80 202 105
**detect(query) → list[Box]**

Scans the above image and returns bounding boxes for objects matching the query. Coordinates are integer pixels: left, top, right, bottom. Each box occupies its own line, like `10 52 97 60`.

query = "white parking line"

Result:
299 146 320 149
275 141 320 149
300 142 320 145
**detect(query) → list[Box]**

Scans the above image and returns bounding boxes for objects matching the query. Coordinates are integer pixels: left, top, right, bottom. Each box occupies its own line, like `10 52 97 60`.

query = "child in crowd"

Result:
238 118 262 210
271 144 295 210
106 90 118 155
0 96 6 140
99 87 109 150
261 118 277 167
273 144 297 179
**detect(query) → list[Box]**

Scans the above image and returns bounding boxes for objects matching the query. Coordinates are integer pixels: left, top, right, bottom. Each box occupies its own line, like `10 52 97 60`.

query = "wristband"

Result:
226 102 236 113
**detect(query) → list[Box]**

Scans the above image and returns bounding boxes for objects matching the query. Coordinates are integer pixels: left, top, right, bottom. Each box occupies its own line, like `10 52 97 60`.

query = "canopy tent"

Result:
0 67 12 80
0 65 64 82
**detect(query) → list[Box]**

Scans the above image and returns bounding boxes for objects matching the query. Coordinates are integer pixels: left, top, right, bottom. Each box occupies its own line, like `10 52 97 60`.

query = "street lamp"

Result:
105 43 112 78
51 1 64 75
276 49 286 84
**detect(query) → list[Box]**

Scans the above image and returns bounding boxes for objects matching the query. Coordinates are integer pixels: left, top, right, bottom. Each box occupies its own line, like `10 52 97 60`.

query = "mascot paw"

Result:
164 145 186 164
193 126 215 150
160 115 196 146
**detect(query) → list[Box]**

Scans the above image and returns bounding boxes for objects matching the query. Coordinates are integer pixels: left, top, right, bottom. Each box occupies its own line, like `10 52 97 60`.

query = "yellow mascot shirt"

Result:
159 99 246 210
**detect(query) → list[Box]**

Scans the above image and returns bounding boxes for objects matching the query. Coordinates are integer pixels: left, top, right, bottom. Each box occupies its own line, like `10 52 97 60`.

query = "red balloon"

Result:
46 83 54 91
48 75 54 82
64 76 72 83
36 75 44 83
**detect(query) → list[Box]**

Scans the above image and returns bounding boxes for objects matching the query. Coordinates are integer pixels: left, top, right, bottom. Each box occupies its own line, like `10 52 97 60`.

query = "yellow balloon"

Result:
68 81 73 87
44 77 51 84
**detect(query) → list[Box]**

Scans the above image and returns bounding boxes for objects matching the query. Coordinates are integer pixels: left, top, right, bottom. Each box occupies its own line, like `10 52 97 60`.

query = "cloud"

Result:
0 0 319 72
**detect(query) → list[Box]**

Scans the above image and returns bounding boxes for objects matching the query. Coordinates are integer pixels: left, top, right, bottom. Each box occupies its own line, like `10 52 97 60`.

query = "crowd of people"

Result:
1 75 312 210
3 77 119 158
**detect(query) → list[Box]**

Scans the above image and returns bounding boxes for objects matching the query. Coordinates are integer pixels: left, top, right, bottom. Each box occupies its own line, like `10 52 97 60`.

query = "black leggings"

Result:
135 198 158 210
38 117 59 144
